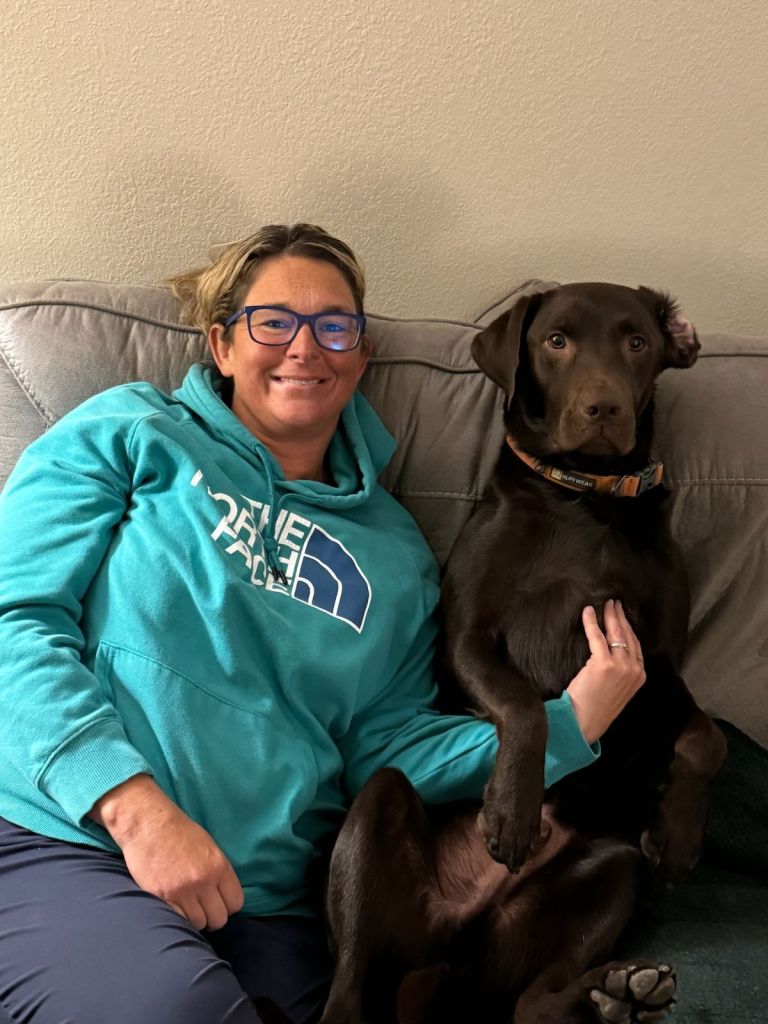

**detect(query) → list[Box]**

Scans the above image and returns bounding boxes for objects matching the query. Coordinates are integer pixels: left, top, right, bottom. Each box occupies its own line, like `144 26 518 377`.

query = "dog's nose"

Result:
584 399 622 421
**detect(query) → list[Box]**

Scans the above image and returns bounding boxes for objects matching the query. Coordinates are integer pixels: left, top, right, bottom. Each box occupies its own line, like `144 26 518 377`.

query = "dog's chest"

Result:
497 504 661 695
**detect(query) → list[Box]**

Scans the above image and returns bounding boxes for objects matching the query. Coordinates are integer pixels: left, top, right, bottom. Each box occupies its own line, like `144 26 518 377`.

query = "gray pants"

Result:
0 817 331 1024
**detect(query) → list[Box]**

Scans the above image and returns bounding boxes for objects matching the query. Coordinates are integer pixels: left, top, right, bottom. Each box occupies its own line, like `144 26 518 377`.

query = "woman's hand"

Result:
90 775 244 931
566 599 646 745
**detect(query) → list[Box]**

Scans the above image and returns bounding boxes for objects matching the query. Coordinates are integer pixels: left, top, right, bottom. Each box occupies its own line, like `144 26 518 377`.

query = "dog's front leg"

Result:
481 698 549 873
641 704 727 882
446 625 547 872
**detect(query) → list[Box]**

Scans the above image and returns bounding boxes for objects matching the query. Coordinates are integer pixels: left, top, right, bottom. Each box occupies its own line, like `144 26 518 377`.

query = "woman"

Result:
0 224 644 1024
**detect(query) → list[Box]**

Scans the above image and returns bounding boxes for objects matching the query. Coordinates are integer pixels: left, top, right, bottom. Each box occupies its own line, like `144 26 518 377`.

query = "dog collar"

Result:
505 437 664 498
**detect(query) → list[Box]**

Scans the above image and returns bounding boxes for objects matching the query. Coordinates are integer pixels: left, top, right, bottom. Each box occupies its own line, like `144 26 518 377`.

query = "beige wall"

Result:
2 0 767 334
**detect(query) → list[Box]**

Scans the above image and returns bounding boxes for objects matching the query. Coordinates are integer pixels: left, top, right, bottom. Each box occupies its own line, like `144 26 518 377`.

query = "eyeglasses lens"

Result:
314 315 360 351
247 309 359 350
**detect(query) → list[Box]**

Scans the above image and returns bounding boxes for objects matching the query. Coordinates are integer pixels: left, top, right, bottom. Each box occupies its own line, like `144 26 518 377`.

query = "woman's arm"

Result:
90 775 243 930
0 395 243 929
338 600 644 804
0 398 155 823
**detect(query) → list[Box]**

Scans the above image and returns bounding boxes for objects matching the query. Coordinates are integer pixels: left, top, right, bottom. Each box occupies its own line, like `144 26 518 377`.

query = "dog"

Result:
319 283 727 1024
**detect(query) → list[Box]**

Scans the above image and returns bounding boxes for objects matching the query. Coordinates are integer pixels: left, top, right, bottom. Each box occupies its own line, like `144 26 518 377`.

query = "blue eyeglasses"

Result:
224 306 366 352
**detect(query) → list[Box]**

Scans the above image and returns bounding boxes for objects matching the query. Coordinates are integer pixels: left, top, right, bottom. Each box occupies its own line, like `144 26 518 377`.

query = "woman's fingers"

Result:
166 890 228 932
167 899 187 921
614 600 644 663
583 600 634 659
581 605 609 657
219 863 246 916
602 599 628 653
570 599 648 744
164 890 233 932
201 889 231 932
116 792 244 934
598 599 645 664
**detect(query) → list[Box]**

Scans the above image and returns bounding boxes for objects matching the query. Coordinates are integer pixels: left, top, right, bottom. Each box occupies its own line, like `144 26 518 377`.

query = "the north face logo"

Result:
293 525 371 633
192 470 372 633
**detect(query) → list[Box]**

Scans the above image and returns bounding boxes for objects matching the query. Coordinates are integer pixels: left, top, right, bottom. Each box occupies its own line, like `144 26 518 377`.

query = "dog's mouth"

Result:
558 425 636 457
575 433 626 456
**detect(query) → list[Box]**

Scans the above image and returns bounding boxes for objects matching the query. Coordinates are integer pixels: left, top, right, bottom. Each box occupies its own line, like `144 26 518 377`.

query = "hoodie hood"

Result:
174 362 397 580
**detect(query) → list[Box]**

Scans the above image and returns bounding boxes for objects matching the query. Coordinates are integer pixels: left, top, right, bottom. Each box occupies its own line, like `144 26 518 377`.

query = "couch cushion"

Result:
1 280 767 745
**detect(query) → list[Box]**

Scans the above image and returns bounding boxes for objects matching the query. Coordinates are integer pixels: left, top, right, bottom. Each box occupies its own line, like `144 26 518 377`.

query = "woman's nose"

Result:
287 323 318 357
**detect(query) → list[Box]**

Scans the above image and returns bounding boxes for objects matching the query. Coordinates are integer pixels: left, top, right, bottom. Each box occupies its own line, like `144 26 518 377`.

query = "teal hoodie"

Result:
0 364 598 915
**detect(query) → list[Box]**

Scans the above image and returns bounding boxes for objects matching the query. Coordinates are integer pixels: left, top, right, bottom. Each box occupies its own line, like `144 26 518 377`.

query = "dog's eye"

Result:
546 333 567 349
628 336 647 351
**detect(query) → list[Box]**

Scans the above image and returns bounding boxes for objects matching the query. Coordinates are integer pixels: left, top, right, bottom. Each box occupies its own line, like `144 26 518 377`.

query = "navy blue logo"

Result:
292 525 371 632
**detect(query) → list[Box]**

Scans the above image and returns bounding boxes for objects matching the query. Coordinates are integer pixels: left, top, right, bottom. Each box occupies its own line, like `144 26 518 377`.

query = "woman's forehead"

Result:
245 255 356 308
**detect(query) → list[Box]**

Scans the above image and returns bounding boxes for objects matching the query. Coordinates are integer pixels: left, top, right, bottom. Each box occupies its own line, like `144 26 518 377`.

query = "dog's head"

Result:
472 283 700 459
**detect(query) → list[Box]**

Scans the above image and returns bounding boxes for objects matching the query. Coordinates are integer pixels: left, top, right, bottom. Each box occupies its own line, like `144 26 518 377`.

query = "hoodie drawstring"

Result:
263 535 288 585
255 448 289 585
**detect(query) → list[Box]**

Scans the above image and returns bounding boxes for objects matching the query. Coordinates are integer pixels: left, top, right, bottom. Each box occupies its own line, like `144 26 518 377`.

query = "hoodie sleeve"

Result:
339 609 600 805
0 397 155 827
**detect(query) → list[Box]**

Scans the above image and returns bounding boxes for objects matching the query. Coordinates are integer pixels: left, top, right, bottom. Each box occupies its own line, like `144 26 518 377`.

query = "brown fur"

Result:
320 284 726 1024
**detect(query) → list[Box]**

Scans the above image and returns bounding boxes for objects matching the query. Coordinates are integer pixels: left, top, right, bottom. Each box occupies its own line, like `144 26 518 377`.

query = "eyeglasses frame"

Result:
224 305 366 352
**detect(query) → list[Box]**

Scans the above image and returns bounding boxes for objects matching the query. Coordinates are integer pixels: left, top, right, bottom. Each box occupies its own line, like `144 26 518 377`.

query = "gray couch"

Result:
1 279 766 1022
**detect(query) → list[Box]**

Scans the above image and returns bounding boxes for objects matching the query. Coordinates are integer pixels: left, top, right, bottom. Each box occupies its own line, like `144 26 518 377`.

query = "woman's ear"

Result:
208 323 234 377
356 334 372 380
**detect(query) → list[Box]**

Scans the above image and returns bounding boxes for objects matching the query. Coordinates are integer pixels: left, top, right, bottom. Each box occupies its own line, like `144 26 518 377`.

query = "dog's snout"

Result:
584 399 622 422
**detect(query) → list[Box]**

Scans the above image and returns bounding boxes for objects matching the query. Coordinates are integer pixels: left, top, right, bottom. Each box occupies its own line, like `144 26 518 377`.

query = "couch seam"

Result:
0 341 55 425
367 357 481 373
0 299 202 335
669 478 768 486
1 301 763 359
391 489 481 500
0 300 482 334
366 312 479 328
392 480 768 500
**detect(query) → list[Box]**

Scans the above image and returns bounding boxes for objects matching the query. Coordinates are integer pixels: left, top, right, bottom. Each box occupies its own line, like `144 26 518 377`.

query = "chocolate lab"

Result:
319 283 727 1024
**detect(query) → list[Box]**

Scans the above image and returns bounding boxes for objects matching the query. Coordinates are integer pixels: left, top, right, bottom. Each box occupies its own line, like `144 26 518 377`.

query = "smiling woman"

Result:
169 224 371 483
0 223 643 1024
206 256 369 482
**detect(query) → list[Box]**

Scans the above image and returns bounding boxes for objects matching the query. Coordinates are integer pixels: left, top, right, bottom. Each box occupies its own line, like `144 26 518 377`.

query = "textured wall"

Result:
2 0 767 333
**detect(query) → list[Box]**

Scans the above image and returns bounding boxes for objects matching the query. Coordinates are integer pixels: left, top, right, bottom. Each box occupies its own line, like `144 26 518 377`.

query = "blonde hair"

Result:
167 223 366 338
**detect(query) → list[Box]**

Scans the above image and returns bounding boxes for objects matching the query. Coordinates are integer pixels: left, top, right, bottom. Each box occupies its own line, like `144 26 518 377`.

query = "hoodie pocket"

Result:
95 642 319 896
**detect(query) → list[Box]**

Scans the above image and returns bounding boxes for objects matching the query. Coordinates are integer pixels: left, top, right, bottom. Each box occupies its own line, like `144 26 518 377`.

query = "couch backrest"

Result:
2 280 767 744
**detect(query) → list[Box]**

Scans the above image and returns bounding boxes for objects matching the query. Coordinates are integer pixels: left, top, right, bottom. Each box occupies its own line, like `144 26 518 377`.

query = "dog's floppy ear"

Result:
472 293 542 395
637 286 701 369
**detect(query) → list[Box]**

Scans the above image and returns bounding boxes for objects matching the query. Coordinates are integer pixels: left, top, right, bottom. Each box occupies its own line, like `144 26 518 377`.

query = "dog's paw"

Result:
478 780 544 873
589 962 676 1024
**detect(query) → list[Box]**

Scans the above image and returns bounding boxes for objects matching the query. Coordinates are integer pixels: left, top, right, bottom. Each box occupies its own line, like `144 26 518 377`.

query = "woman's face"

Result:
208 255 368 448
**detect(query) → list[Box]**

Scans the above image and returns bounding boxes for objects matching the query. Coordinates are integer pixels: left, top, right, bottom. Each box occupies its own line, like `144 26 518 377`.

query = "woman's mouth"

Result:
272 375 325 386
